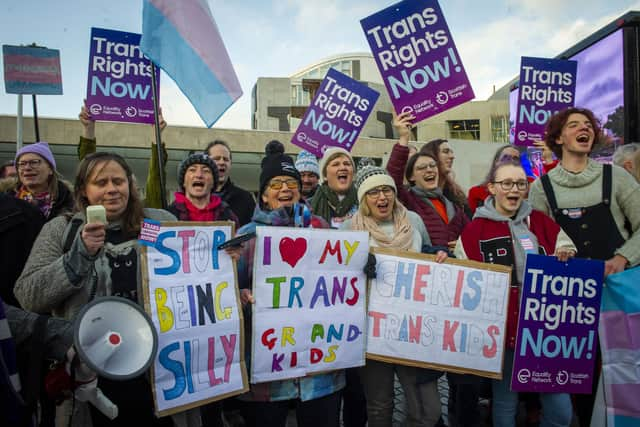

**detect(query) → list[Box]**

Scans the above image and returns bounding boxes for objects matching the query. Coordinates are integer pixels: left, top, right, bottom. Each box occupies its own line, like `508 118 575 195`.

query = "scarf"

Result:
410 186 455 222
174 192 222 222
16 185 52 219
351 202 415 251
310 183 358 223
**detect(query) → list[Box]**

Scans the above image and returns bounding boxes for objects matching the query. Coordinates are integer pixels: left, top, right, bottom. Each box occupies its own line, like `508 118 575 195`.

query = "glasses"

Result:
16 159 43 170
366 186 394 198
268 179 299 190
492 180 529 191
415 162 438 171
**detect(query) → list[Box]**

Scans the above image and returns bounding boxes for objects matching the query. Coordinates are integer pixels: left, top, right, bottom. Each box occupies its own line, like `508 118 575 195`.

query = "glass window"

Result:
491 115 509 143
448 119 480 140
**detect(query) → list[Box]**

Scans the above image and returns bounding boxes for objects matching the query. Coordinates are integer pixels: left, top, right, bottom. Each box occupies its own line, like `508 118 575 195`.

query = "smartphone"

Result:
86 205 107 224
218 231 256 250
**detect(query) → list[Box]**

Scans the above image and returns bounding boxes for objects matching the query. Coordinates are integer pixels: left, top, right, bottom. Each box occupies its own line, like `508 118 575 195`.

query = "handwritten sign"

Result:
361 0 474 123
367 248 511 379
514 57 577 146
291 68 379 158
251 226 369 383
511 254 603 393
86 27 159 124
141 222 248 416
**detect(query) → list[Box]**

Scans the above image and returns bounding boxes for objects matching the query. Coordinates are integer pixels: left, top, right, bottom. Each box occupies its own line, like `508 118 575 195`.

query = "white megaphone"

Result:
74 296 158 379
73 297 158 418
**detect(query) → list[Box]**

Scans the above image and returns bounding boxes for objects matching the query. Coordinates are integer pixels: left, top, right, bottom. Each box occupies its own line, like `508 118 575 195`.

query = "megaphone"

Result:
74 296 158 380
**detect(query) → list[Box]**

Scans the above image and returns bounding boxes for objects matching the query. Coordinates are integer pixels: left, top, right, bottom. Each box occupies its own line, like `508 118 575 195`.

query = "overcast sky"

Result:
1 0 638 130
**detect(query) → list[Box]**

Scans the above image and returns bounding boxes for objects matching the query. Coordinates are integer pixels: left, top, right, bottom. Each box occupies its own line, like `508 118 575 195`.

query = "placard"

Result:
86 27 159 124
368 248 511 379
511 254 604 393
3 45 62 95
361 0 475 123
251 226 369 383
291 68 379 158
141 221 248 416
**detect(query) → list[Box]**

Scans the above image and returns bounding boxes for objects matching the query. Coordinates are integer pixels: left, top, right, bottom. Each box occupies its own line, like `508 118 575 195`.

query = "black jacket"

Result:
0 194 45 307
215 179 256 227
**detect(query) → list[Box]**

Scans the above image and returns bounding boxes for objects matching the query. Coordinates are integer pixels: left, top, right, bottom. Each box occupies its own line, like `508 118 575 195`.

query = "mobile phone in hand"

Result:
86 205 107 224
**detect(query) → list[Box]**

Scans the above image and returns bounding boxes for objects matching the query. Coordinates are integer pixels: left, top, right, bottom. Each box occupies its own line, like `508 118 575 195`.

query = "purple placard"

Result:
511 254 604 394
360 0 474 123
514 57 577 146
86 27 159 124
291 68 379 158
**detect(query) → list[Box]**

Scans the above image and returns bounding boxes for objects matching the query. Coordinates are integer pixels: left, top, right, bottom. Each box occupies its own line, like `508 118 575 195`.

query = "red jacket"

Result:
387 144 468 246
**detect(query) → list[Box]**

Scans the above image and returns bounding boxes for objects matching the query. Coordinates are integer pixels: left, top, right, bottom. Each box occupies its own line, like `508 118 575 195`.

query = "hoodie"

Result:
455 196 575 284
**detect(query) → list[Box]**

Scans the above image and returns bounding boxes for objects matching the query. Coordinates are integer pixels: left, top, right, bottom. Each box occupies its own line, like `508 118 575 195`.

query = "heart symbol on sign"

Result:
279 237 307 268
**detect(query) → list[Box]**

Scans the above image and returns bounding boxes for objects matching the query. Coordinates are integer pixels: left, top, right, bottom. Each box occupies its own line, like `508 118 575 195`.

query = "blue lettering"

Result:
90 76 150 99
304 110 352 144
155 231 180 275
158 342 185 400
211 230 225 269
387 57 452 99
394 262 415 299
462 271 482 310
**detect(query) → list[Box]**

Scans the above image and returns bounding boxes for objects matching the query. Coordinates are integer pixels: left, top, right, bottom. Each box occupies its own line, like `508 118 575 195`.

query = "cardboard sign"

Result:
251 227 369 383
3 45 62 95
361 0 474 123
141 222 248 416
511 254 604 393
368 248 511 379
514 57 577 146
291 68 379 158
86 27 159 124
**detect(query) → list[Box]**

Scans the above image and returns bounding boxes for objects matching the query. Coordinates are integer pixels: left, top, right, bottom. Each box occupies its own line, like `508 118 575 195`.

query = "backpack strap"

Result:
62 217 84 254
540 174 560 215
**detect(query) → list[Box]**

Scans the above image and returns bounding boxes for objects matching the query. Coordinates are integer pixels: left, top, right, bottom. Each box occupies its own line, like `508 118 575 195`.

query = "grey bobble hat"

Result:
177 153 218 191
354 165 396 202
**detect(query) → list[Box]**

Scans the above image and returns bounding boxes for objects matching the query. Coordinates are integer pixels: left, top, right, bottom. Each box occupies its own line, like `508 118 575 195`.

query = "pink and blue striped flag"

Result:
599 266 640 427
141 0 242 127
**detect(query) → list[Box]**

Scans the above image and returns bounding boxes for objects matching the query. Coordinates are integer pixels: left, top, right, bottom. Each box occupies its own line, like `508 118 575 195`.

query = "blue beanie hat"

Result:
294 150 320 177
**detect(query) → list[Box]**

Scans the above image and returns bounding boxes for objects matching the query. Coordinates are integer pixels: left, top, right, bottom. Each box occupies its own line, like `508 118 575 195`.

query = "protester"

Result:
1 297 76 427
467 145 522 215
455 159 577 427
0 193 45 307
423 138 471 218
528 107 640 426
308 146 365 426
168 152 240 427
205 140 256 226
0 160 17 179
388 112 479 426
310 147 358 228
612 142 640 175
294 150 320 199
0 142 73 221
236 141 343 427
342 165 446 427
532 140 558 173
78 103 168 209
14 152 176 427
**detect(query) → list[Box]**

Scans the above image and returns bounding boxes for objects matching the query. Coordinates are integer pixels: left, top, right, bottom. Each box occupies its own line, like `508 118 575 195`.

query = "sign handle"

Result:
150 62 167 209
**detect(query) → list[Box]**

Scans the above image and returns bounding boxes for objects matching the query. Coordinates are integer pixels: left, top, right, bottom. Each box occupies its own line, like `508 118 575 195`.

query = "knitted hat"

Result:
15 142 56 170
259 140 301 195
318 147 355 182
294 150 320 177
354 165 396 202
177 153 218 191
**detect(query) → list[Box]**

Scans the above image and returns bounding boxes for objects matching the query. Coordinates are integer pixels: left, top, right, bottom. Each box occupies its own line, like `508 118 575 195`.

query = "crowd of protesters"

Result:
1 104 639 427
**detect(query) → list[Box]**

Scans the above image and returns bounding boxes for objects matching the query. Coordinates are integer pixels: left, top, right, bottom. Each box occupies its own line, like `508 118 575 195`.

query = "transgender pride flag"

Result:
598 267 640 427
141 0 242 127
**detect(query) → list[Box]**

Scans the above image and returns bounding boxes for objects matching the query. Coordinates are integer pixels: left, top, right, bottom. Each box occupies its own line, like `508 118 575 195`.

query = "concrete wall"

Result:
0 115 507 197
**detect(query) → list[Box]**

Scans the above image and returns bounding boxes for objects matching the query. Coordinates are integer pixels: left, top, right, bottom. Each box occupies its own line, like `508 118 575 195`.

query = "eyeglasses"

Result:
16 159 43 170
366 186 394 198
492 180 529 191
414 162 438 171
268 179 299 190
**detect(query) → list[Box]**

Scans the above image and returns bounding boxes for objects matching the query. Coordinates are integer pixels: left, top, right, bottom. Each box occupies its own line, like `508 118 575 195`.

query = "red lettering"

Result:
443 320 459 351
453 270 464 307
310 348 323 363
483 325 499 358
319 240 342 264
290 351 297 367
346 277 360 305
261 328 276 350
413 264 430 302
409 315 422 344
368 311 386 337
